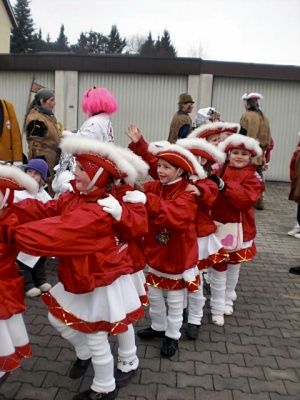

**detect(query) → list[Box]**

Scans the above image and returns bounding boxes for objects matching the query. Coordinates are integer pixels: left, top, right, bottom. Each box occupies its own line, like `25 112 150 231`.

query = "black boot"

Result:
137 326 165 340
187 323 200 340
115 368 137 387
160 337 178 357
73 388 118 400
69 357 91 379
289 266 300 275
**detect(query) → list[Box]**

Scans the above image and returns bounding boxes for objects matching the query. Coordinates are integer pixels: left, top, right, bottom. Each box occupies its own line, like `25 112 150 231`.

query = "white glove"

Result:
52 170 74 194
98 194 122 221
122 190 146 204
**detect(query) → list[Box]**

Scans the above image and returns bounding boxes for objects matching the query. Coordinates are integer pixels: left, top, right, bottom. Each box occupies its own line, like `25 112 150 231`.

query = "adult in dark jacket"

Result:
168 93 194 143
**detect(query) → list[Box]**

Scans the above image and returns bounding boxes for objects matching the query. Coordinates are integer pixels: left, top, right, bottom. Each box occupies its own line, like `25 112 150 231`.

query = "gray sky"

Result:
11 0 300 66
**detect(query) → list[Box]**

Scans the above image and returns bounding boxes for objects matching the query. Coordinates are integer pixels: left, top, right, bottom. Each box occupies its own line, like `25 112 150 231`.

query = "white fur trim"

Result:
188 122 240 139
115 147 149 178
177 138 226 164
0 165 39 194
60 136 138 183
218 134 262 156
148 141 206 179
241 92 263 100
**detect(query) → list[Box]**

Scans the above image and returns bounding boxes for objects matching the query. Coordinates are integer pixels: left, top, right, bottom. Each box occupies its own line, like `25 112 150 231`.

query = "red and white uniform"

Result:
11 184 146 334
0 213 32 374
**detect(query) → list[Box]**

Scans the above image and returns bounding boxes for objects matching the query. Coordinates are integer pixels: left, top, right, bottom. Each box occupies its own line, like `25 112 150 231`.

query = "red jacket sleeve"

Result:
129 136 159 180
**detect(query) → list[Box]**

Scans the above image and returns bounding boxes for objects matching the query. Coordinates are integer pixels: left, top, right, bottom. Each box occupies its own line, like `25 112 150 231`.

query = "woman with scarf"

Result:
25 88 61 197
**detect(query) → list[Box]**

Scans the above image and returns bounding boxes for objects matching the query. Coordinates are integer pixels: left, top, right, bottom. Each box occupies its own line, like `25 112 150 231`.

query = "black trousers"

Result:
17 257 47 292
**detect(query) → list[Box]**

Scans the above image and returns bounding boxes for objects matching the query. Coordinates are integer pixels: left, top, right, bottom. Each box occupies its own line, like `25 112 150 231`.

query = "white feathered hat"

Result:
148 141 206 179
218 134 262 157
188 122 240 139
177 138 226 164
60 136 139 184
241 92 263 101
115 147 149 179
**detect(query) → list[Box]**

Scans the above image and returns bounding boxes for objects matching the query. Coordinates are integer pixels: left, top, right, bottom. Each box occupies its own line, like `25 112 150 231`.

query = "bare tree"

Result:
125 34 147 54
187 42 208 59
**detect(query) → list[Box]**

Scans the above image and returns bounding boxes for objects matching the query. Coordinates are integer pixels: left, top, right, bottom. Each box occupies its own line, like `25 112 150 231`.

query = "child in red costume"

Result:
210 134 263 327
133 141 205 357
0 136 148 400
0 165 38 386
176 137 228 339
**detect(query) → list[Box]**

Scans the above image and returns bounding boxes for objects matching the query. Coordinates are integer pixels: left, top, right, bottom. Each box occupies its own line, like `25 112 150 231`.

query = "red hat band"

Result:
156 151 196 175
76 153 123 187
225 143 256 157
189 148 215 163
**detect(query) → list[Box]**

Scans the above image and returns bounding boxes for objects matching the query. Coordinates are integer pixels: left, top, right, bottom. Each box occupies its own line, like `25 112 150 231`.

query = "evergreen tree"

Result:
72 32 90 54
32 28 46 52
87 31 108 53
106 25 126 54
10 0 36 52
158 30 177 57
54 24 70 51
139 32 156 56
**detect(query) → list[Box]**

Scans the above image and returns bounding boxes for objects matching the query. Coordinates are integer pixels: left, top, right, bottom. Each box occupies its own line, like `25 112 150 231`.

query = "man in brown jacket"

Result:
240 92 271 210
168 93 194 143
0 99 23 166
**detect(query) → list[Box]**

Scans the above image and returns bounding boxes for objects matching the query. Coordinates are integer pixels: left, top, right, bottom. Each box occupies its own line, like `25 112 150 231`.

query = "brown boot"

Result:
254 195 264 210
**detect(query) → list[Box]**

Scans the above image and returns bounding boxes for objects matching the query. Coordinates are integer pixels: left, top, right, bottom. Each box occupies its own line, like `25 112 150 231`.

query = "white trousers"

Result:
148 286 185 340
210 263 241 316
0 314 29 358
48 313 115 393
117 324 139 372
185 273 206 325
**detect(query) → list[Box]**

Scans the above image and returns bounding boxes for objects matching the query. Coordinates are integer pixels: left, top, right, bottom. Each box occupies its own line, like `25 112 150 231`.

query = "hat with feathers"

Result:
218 134 262 157
115 147 149 179
148 141 206 179
241 92 263 101
189 122 240 139
0 165 39 208
177 138 226 164
60 136 138 186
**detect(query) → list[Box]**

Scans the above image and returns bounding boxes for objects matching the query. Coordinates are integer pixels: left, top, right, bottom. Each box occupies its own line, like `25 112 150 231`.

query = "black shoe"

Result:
187 323 200 340
137 326 165 340
69 357 92 379
115 368 137 387
160 337 178 357
289 266 300 275
73 388 118 400
0 372 10 387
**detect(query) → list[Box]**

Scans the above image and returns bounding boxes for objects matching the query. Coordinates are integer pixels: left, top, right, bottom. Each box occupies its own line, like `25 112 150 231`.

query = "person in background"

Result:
14 158 52 298
239 92 271 210
0 165 38 387
25 88 61 198
0 99 23 166
195 107 221 128
168 93 194 143
287 132 300 242
52 87 119 198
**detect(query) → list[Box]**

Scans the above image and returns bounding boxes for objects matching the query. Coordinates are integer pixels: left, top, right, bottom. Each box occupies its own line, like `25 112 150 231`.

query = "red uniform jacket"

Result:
143 178 198 274
212 164 262 241
10 185 147 294
0 213 25 319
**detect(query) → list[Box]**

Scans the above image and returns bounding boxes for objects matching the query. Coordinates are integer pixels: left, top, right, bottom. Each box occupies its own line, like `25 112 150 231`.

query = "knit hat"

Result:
148 141 206 179
189 122 240 139
25 158 49 181
0 165 39 208
178 93 194 104
218 134 262 157
241 92 263 101
60 136 138 188
35 88 55 102
177 138 226 164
